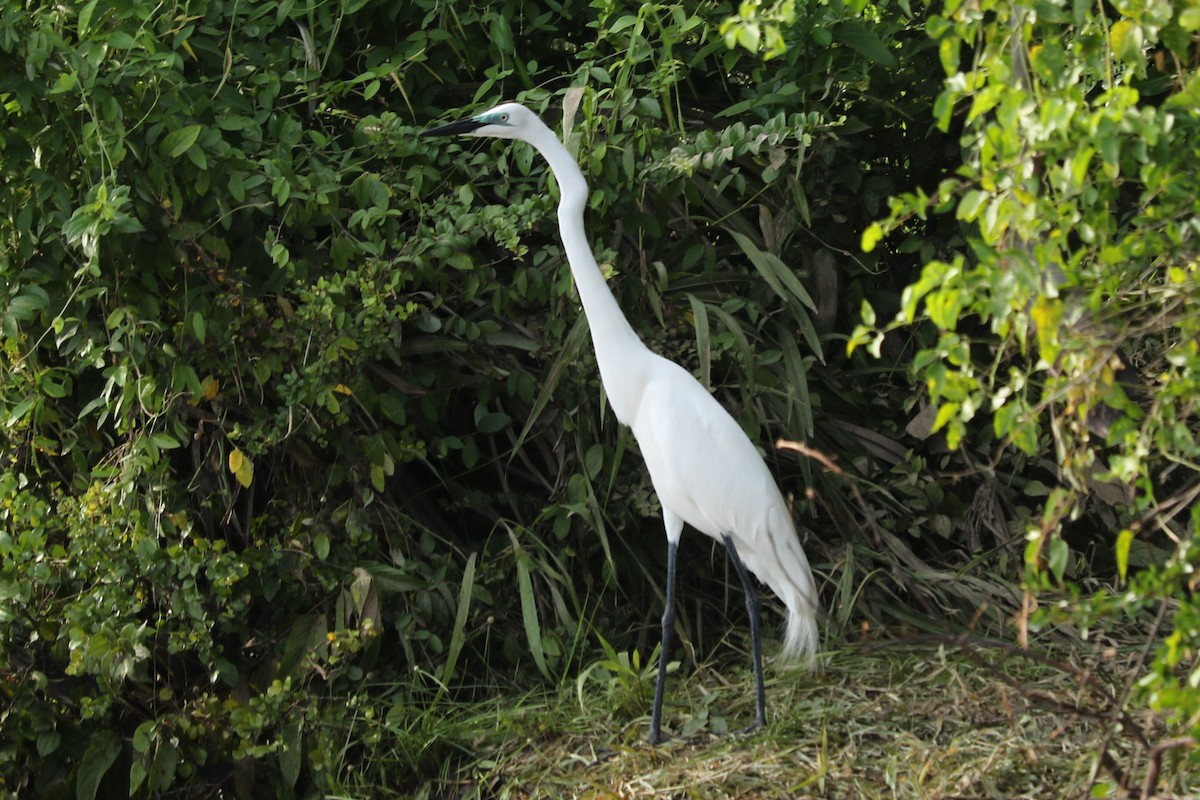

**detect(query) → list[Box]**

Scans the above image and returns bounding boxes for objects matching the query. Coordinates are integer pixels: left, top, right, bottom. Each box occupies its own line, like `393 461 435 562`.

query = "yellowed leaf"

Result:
200 375 220 401
333 383 353 396
235 458 253 488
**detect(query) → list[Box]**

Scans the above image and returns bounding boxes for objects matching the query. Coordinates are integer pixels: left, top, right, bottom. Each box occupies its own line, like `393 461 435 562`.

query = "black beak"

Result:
420 118 485 137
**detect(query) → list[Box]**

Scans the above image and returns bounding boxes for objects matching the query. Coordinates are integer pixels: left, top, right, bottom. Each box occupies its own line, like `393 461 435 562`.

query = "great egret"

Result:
422 102 820 743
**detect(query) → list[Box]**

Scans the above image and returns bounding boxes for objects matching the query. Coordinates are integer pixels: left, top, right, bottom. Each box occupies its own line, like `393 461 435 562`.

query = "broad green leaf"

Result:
49 71 78 95
861 222 883 252
957 189 987 221
190 311 206 344
1047 535 1069 582
77 0 100 37
159 125 202 159
832 21 898 68
279 614 326 680
1109 20 1142 64
475 411 510 434
150 740 178 791
76 730 121 800
150 433 180 449
279 722 302 788
363 563 429 594
584 443 604 480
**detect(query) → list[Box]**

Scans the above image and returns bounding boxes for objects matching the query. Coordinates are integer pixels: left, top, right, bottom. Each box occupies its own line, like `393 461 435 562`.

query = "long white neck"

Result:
522 121 650 422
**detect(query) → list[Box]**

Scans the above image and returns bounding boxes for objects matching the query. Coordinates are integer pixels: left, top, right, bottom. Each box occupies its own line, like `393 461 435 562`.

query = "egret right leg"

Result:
647 537 677 745
722 533 766 731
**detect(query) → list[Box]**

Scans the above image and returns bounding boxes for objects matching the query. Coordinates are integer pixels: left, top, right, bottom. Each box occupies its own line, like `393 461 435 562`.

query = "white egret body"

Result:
423 102 819 743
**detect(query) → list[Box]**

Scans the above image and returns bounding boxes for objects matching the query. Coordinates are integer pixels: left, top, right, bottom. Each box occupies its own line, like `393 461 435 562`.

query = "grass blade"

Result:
511 312 591 457
687 293 712 390
730 229 817 311
509 529 551 681
439 552 477 692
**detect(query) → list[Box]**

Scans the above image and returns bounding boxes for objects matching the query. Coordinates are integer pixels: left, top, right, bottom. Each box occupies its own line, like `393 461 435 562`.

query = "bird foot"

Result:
735 718 765 737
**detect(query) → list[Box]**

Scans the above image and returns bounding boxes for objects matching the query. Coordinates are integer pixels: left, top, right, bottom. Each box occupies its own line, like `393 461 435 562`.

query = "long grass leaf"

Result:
780 333 814 439
790 303 825 364
686 294 712 390
730 230 817 310
706 303 757 394
510 530 550 680
439 552 477 692
511 312 591 458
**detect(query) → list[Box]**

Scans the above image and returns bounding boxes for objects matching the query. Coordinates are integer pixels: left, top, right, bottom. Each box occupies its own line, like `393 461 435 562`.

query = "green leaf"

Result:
510 531 549 681
279 722 302 788
129 761 147 796
279 614 326 680
149 740 178 791
706 303 757 393
150 433 180 449
1109 19 1142 64
730 230 816 310
159 125 202 159
362 563 429 593
77 0 100 37
584 443 604 480
861 222 883 252
1116 528 1134 582
313 532 330 561
686 294 711 390
76 730 122 800
439 552 476 690
190 311 206 344
49 71 79 95
475 411 510 434
781 334 814 439
957 189 987 221
1047 535 1069 582
832 21 898 68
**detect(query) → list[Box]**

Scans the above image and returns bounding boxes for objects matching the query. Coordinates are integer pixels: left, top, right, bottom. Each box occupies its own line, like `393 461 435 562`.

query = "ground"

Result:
400 639 1194 799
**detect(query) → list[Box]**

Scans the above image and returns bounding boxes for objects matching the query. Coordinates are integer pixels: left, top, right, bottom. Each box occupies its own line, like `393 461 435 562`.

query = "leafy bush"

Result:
849 0 1200 748
3 0 1193 795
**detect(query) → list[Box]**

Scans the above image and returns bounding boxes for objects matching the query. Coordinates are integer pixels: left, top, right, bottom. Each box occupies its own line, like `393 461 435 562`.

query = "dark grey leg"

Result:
648 538 678 744
722 533 766 731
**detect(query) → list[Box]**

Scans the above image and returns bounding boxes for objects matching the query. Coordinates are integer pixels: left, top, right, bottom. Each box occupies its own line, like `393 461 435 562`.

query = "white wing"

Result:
630 355 782 545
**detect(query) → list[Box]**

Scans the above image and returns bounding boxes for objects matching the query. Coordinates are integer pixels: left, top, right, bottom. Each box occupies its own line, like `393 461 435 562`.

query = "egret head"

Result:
420 102 539 141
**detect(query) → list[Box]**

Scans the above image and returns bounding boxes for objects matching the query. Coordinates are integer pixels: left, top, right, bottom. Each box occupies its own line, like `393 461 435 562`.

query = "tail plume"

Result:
760 504 820 668
781 584 820 668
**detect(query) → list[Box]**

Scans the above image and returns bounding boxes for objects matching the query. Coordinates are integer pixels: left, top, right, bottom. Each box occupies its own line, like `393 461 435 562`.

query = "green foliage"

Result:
851 0 1200 746
3 0 1191 794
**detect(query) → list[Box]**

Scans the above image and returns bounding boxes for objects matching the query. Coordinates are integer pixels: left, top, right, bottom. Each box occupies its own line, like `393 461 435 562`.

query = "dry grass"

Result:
424 640 1194 800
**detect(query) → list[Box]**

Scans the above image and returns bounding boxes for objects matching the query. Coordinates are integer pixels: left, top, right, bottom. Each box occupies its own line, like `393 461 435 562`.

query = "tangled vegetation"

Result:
0 0 1196 796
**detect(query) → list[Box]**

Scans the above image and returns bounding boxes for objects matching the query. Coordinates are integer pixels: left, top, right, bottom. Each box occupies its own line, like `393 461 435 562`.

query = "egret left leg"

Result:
721 533 766 731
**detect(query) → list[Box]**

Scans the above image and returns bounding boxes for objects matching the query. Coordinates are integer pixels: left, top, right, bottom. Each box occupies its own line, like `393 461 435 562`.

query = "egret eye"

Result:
499 113 509 122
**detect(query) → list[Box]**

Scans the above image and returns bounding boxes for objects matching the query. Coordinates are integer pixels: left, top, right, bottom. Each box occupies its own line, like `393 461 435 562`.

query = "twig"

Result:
1141 738 1196 799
